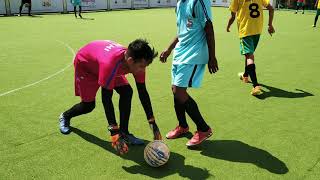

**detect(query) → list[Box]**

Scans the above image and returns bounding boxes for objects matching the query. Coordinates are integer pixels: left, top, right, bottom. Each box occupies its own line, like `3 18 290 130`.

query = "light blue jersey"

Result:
173 0 213 65
71 0 81 6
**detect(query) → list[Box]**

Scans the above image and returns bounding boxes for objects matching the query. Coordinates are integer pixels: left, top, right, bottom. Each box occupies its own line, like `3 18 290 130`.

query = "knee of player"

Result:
82 101 96 113
173 92 188 104
245 55 255 64
171 85 176 94
120 85 133 98
88 102 96 112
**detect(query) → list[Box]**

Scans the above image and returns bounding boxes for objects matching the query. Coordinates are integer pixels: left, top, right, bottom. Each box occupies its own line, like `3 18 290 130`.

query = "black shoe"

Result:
121 133 144 145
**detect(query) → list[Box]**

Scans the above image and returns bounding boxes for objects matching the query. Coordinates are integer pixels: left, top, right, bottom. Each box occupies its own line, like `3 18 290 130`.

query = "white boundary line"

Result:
0 41 75 97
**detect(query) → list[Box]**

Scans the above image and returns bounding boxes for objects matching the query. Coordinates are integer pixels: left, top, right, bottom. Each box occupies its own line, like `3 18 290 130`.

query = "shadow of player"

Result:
78 17 95 20
29 14 43 18
189 140 289 174
255 84 314 100
71 127 212 179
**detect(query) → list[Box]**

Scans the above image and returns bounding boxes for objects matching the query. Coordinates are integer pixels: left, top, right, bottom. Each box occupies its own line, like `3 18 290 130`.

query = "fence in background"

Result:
0 0 232 16
0 0 288 16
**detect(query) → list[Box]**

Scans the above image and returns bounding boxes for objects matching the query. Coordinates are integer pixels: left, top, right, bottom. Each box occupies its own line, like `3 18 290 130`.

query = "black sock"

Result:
243 60 248 77
115 85 133 134
247 64 259 87
315 15 319 26
174 98 188 128
184 96 209 132
63 101 95 120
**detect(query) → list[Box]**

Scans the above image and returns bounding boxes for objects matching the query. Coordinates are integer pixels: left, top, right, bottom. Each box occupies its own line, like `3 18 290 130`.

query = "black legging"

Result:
19 2 31 15
63 85 133 134
73 6 82 17
63 101 96 120
101 85 133 134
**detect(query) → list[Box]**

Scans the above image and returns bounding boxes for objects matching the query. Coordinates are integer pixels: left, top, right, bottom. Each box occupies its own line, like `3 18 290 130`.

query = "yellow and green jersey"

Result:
229 0 270 38
318 0 320 9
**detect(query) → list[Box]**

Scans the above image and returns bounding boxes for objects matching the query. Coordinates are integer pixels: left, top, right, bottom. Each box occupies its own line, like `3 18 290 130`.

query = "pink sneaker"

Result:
186 128 213 146
166 126 189 139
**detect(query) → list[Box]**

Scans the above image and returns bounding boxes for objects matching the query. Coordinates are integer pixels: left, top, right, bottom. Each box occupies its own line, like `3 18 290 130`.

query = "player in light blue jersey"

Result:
71 0 82 18
160 0 218 147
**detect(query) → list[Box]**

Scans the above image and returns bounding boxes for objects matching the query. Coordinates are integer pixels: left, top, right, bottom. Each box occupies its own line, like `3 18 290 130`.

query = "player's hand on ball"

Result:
208 56 219 74
160 50 171 63
152 124 162 140
268 25 275 36
111 134 129 155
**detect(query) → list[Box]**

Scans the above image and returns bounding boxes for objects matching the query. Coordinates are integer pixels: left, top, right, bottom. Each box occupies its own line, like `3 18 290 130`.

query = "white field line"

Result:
0 41 75 97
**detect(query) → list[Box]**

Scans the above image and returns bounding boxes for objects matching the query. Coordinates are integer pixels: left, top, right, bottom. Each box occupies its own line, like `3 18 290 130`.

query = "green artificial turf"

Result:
0 7 319 179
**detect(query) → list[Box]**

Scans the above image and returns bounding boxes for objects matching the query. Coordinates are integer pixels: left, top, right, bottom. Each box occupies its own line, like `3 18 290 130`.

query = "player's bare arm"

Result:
204 20 219 74
227 12 236 32
160 37 179 63
266 4 275 36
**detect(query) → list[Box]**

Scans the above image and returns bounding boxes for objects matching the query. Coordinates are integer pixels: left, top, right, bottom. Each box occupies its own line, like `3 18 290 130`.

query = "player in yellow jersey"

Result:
226 0 275 96
313 0 320 27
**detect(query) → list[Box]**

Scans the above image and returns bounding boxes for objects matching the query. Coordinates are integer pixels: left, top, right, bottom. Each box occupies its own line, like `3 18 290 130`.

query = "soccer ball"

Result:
144 140 170 167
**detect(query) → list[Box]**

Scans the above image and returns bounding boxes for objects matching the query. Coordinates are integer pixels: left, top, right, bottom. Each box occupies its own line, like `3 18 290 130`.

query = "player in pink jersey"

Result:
59 39 161 155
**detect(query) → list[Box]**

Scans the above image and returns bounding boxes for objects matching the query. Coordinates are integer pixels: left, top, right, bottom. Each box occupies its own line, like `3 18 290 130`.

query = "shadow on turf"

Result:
256 84 314 100
71 127 212 179
78 17 95 20
189 140 289 174
28 15 43 18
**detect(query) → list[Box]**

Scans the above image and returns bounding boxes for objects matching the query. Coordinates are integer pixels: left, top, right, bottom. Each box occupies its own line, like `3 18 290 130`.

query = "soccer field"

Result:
0 7 320 179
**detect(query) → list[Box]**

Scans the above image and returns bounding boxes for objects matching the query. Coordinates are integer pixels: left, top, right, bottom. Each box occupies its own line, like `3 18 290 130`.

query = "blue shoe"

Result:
122 133 144 145
59 113 71 134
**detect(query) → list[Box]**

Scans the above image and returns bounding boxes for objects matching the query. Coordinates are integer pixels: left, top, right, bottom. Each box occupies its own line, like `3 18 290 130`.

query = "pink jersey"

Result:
75 40 145 89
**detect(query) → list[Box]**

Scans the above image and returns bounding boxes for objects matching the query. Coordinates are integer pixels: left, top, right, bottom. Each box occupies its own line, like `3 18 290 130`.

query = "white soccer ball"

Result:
144 140 170 167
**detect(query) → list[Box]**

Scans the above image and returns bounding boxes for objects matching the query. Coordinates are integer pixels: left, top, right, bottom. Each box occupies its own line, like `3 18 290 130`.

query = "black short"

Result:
22 0 31 4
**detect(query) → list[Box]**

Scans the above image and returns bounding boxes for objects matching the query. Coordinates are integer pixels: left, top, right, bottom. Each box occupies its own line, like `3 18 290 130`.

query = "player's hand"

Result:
148 119 162 140
160 49 171 63
111 134 129 155
226 26 231 32
208 56 219 74
268 25 275 36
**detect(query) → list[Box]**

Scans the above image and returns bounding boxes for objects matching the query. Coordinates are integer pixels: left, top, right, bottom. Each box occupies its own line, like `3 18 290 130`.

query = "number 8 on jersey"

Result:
249 3 260 18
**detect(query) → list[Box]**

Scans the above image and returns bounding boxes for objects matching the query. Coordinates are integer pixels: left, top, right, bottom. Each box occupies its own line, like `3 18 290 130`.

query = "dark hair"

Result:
127 39 158 65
